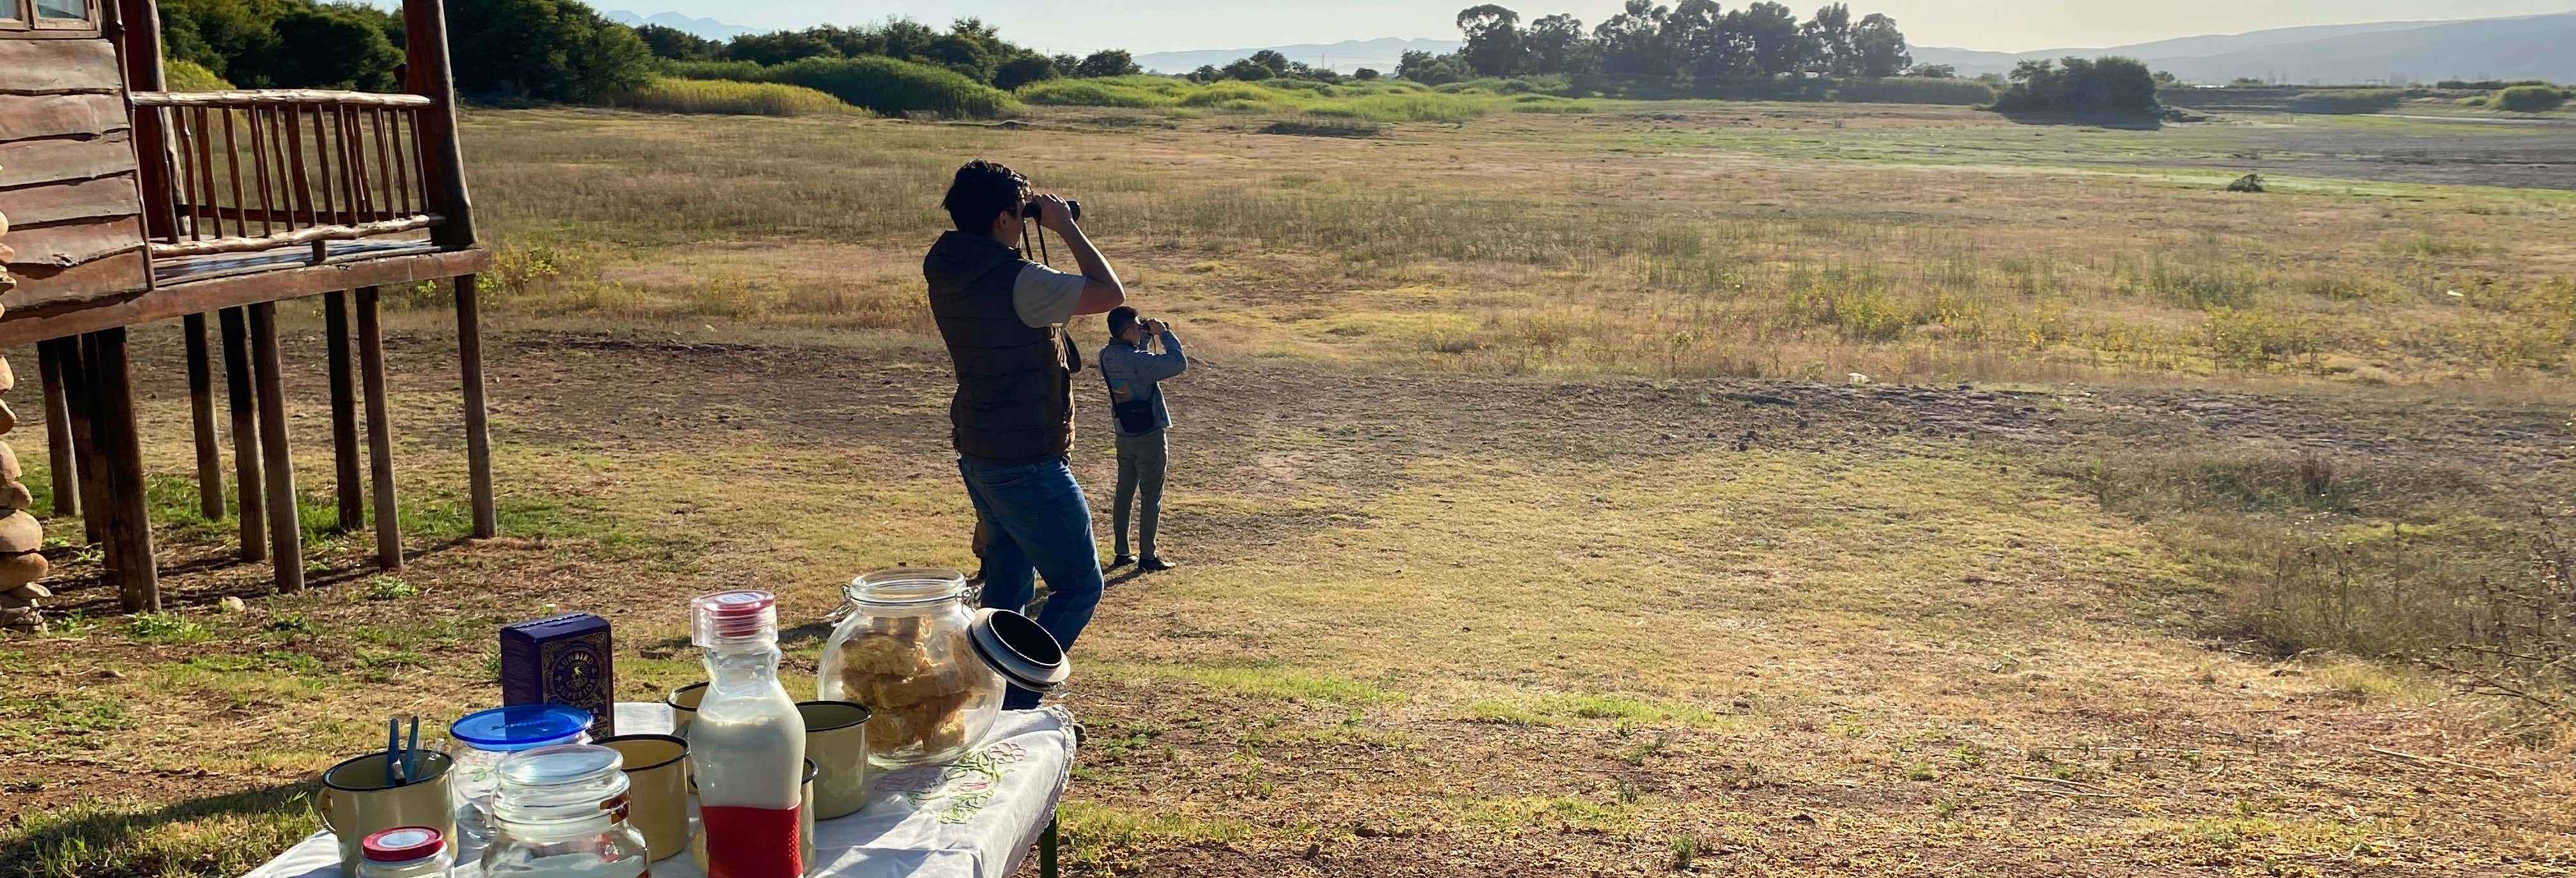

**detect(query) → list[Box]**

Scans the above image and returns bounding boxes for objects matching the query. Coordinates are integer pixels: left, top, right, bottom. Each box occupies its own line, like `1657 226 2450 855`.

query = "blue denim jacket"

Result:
1098 331 1185 437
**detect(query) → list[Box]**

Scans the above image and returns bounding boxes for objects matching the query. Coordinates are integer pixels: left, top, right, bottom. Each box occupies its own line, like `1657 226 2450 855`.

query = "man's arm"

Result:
1134 325 1186 381
1035 195 1123 315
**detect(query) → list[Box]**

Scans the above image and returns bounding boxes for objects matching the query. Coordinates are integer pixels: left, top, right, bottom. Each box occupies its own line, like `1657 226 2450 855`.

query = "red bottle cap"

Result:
361 826 445 862
693 590 778 647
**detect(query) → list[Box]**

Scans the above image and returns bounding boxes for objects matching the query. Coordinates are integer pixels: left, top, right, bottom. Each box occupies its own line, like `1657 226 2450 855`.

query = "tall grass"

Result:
2287 89 2405 114
658 57 1015 118
1018 75 1591 122
605 77 865 117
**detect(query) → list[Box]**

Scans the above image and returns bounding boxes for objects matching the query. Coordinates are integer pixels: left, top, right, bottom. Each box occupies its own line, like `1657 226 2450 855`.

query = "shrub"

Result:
1017 79 1178 107
605 77 866 116
993 54 1060 91
2285 89 2403 114
760 56 1017 118
1991 56 2159 114
164 59 234 91
659 59 770 82
1177 82 1292 109
447 0 651 102
2496 85 2569 112
1834 77 1995 105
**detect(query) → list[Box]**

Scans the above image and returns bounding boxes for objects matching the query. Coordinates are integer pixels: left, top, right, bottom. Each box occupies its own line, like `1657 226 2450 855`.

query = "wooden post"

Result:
36 341 77 520
113 0 180 243
248 303 303 590
90 329 160 613
325 291 364 532
184 314 225 519
219 307 267 562
62 337 109 546
403 0 476 247
356 287 401 569
455 274 496 538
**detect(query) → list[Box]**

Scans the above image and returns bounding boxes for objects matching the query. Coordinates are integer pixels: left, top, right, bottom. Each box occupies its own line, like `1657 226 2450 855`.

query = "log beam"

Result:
218 307 266 561
355 287 401 569
325 291 363 532
455 274 494 537
248 302 301 589
183 313 224 519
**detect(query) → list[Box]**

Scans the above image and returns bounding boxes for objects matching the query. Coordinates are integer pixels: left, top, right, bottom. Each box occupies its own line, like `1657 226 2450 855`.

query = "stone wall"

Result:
0 207 47 632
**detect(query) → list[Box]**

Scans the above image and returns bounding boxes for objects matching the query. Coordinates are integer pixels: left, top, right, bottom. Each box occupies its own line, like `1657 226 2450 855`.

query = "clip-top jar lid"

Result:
969 608 1070 691
449 705 592 751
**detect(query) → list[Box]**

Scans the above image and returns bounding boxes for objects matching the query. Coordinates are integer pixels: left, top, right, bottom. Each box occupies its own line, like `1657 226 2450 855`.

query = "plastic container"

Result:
817 569 1003 767
356 826 452 878
479 744 648 878
445 705 593 847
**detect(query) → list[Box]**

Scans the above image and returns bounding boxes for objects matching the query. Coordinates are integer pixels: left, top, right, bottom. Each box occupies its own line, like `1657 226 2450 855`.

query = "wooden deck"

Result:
152 237 439 285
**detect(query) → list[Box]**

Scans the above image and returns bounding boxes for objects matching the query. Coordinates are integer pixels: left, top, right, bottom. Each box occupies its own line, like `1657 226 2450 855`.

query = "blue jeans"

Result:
959 456 1104 710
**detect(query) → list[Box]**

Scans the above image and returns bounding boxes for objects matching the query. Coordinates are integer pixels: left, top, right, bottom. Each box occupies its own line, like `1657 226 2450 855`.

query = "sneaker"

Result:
1110 555 1135 567
1140 557 1176 572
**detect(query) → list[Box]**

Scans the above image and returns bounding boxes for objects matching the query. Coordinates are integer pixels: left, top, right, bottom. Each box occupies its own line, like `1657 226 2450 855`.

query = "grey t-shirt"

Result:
1013 263 1087 328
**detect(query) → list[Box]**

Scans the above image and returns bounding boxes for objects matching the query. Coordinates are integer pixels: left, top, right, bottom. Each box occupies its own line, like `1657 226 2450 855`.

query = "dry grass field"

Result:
3 101 2573 877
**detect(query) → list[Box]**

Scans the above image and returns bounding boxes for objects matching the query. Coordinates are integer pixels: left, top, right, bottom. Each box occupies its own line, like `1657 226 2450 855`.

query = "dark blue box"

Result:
498 613 616 739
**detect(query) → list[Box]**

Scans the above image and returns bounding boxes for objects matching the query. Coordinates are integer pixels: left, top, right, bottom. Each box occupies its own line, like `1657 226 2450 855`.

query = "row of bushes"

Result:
662 56 1016 118
1013 76 1598 123
2285 89 2404 114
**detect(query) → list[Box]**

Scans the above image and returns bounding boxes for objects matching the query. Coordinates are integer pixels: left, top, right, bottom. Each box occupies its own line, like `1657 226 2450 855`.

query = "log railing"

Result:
127 90 443 261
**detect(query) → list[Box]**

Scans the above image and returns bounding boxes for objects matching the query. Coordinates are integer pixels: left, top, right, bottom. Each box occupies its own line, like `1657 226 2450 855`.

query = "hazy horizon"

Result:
582 1 2575 56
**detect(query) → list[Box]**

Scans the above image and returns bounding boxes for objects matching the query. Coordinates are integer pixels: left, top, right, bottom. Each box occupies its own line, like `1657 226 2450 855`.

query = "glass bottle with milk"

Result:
689 590 808 878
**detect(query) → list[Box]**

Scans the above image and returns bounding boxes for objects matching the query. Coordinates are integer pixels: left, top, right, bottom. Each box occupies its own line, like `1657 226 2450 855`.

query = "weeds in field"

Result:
605 77 866 117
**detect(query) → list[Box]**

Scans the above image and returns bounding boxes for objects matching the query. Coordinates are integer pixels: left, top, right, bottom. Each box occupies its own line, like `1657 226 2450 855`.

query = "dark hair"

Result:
1107 306 1140 339
944 160 1028 235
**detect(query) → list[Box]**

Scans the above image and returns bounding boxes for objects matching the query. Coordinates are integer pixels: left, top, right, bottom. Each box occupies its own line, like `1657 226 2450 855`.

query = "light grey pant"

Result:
1112 429 1167 558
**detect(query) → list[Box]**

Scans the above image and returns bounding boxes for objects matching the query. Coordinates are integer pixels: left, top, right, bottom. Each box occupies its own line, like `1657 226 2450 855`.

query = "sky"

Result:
597 1 2576 54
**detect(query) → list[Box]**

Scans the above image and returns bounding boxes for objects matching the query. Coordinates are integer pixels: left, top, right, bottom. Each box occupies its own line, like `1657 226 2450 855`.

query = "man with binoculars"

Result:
923 160 1123 710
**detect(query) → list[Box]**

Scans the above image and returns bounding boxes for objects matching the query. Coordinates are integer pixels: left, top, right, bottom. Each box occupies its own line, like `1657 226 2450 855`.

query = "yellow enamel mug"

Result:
597 734 689 862
318 750 456 874
795 700 873 820
666 682 707 737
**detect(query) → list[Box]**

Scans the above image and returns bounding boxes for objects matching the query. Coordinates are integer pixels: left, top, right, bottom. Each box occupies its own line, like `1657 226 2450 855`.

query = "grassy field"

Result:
3 100 2573 876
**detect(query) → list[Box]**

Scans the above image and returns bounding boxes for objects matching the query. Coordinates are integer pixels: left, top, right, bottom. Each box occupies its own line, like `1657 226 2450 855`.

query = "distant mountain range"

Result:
602 10 755 40
1135 38 1461 75
1912 12 2576 84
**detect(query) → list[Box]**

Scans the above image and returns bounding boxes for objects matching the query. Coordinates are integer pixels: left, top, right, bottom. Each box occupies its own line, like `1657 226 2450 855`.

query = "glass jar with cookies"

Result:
816 569 1004 768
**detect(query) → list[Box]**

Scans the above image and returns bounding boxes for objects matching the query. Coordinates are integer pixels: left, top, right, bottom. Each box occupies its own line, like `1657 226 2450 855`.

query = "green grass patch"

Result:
1468 693 1717 726
1103 661 1397 705
123 612 211 645
0 693 134 750
1056 801 1252 870
1 784 318 878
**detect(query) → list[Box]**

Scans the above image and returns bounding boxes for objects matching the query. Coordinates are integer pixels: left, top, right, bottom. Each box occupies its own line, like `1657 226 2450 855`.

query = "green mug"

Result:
318 750 456 874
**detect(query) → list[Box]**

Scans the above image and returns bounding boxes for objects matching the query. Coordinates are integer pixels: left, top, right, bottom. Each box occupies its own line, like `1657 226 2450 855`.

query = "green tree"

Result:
1353 67 1382 80
1802 3 1853 75
1052 54 1082 77
919 33 995 82
993 54 1059 89
2496 85 2569 112
1188 64 1223 82
158 0 279 80
1455 4 1524 77
726 29 840 65
1849 12 1906 77
635 23 718 60
1222 56 1276 81
1990 56 2159 114
1075 50 1141 77
1591 0 1671 77
1903 63 1953 78
1522 13 1588 74
1736 1 1807 75
447 0 650 102
256 5 401 89
1397 49 1466 84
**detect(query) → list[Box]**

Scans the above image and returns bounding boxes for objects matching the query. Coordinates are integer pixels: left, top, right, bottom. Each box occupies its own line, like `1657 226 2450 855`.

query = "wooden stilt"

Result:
325 291 364 532
219 307 267 562
248 303 303 590
91 328 160 613
183 313 226 520
63 337 109 546
356 287 401 569
36 340 79 520
455 273 496 538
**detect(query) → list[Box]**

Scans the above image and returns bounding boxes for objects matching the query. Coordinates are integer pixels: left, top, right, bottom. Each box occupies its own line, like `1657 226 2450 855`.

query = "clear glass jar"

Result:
817 569 1002 767
356 826 453 878
480 744 648 878
446 705 592 848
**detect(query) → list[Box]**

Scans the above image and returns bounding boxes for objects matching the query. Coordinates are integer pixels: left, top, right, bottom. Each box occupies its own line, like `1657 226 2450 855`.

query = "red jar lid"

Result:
361 826 445 862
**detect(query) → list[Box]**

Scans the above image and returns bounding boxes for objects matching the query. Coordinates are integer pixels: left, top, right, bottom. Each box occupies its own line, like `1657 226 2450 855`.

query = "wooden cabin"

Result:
0 0 496 628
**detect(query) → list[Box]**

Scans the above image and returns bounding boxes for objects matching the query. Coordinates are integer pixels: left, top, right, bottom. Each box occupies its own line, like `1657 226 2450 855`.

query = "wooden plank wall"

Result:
1 38 151 311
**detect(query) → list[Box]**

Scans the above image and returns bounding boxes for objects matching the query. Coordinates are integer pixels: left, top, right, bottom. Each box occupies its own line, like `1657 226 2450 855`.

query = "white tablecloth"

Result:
244 702 1076 878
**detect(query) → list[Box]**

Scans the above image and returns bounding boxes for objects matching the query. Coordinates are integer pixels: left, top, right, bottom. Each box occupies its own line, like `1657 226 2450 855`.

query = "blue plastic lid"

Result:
449 705 592 751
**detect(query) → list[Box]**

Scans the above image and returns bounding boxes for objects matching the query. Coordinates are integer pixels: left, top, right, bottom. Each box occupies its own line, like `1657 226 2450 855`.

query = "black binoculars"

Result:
1021 199 1083 222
